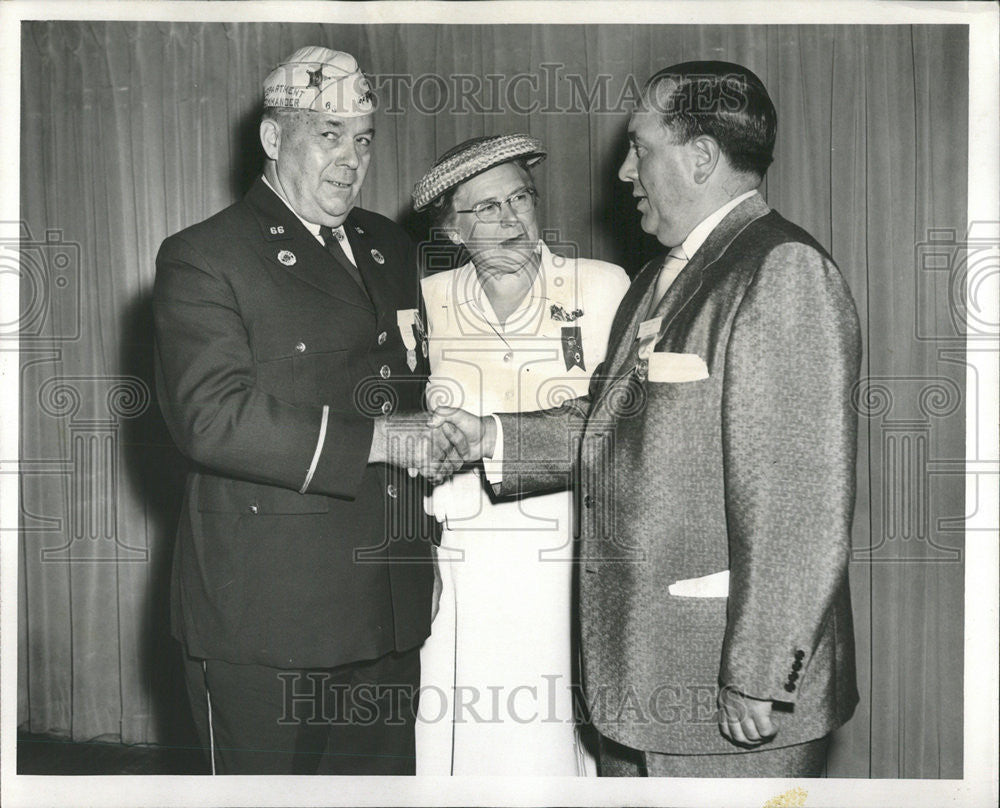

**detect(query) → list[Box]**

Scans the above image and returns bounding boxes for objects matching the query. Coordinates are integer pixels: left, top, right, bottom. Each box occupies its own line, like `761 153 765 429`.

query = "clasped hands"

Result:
371 406 495 484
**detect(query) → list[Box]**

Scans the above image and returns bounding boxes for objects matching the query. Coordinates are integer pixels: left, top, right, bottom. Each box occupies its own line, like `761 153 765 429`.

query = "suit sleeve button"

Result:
792 660 803 671
295 342 306 353
784 682 796 693
794 649 805 660
788 671 799 682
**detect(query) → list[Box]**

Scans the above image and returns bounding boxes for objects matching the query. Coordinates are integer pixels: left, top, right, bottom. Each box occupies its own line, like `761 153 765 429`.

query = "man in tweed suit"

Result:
434 61 861 776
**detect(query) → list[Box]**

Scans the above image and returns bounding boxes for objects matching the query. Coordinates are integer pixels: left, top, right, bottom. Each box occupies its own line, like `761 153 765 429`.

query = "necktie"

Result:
319 225 367 294
647 245 688 317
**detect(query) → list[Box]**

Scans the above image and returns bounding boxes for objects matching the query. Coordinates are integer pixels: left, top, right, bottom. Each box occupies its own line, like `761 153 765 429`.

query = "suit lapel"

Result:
595 194 771 408
245 178 374 312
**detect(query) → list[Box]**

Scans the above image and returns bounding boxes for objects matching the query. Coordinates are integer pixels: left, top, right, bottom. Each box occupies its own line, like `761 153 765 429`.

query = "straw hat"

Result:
412 134 547 211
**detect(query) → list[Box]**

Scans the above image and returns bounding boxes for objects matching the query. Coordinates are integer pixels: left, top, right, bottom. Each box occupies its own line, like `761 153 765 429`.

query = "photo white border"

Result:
1 2 997 806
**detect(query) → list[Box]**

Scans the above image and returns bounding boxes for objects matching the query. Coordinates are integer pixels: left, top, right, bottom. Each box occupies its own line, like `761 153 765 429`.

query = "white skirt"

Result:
416 470 597 776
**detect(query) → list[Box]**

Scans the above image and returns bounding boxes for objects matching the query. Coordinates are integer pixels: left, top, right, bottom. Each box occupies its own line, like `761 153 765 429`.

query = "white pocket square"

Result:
668 569 729 598
648 352 709 383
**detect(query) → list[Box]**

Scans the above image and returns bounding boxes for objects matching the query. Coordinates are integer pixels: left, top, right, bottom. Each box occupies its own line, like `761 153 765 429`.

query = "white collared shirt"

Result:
676 189 759 260
261 174 357 266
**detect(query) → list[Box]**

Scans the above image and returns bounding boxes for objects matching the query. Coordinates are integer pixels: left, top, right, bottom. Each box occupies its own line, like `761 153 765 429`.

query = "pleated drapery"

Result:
18 22 967 777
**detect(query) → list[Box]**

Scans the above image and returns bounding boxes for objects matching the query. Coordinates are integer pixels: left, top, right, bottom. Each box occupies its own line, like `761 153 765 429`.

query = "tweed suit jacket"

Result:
497 194 861 754
153 177 435 670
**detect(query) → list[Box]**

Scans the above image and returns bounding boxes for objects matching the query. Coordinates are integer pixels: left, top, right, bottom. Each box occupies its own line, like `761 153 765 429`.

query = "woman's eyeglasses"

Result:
455 188 539 223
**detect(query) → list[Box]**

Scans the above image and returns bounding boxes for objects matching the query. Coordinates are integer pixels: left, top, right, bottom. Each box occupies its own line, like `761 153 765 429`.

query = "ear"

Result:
259 118 281 162
689 135 722 185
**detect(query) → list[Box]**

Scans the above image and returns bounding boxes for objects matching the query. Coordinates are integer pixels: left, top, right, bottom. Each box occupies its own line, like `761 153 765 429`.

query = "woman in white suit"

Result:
412 134 630 775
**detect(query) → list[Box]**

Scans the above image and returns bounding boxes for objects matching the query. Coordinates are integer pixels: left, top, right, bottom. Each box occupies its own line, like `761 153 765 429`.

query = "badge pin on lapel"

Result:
370 248 385 265
277 250 296 266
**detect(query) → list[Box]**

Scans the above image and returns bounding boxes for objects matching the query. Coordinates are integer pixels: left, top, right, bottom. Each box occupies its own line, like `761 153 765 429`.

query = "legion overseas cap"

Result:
412 134 547 211
263 46 374 116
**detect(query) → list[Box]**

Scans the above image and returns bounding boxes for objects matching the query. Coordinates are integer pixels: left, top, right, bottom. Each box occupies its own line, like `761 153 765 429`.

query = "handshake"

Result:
369 407 498 484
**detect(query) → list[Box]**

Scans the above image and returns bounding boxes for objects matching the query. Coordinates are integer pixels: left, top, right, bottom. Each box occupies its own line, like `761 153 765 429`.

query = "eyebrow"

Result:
469 185 531 207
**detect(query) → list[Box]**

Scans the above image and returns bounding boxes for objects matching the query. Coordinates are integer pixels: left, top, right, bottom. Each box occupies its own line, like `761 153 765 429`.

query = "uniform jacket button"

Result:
295 341 306 353
386 484 398 499
380 400 393 415
380 364 391 378
248 502 259 514
583 494 594 508
377 331 387 345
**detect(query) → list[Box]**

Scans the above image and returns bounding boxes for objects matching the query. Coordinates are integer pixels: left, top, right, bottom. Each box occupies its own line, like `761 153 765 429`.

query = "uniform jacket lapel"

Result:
245 178 374 312
343 212 401 318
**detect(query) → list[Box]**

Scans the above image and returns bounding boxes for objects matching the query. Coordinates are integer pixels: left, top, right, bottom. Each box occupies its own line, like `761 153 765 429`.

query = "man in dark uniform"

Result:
153 46 460 775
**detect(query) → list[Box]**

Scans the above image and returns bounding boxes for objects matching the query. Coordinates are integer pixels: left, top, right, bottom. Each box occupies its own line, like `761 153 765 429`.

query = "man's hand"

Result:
369 411 468 483
718 686 779 747
428 407 496 464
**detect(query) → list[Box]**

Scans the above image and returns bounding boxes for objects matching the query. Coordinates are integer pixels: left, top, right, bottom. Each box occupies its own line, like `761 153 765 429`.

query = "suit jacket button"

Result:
386 484 398 499
380 364 391 379
248 502 259 515
784 682 796 693
377 331 387 345
583 495 594 508
295 341 306 353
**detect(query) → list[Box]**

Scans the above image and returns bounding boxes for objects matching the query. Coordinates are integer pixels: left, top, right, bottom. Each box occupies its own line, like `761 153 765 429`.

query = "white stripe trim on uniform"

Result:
299 405 329 493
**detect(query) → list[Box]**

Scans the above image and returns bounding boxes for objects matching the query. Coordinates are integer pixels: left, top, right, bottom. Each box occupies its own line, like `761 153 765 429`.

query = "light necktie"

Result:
647 245 689 316
319 224 367 293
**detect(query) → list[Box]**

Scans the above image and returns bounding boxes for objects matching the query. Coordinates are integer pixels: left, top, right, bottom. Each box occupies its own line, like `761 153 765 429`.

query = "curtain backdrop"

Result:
18 22 967 778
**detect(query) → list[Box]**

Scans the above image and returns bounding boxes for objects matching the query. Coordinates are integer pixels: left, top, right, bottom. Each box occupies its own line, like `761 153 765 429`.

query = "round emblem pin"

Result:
277 250 296 266
355 226 365 235
370 248 385 264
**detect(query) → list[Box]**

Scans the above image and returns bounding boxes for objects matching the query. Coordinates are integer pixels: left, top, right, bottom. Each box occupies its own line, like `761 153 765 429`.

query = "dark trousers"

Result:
599 734 830 777
182 647 420 775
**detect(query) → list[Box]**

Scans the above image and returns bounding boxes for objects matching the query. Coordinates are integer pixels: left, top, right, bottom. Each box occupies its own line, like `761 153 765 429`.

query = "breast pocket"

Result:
256 339 351 407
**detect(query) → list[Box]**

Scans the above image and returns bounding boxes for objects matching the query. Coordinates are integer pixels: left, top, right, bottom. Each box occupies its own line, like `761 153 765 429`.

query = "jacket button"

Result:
784 682 796 693
248 502 259 515
503 351 513 363
386 484 398 499
380 364 391 379
788 671 799 682
295 342 306 353
378 331 387 345
794 649 805 660
792 660 802 671
381 400 393 415
583 495 594 508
